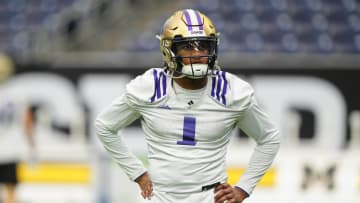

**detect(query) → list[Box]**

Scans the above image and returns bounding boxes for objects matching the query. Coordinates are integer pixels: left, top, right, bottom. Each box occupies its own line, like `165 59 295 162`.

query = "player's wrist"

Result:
134 171 148 183
233 186 249 202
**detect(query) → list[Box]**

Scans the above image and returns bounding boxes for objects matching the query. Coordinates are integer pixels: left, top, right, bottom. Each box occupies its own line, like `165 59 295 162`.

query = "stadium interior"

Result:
0 0 359 68
0 0 359 203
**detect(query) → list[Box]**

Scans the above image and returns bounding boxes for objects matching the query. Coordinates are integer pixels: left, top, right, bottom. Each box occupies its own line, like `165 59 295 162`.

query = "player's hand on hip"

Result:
214 183 247 203
135 172 153 200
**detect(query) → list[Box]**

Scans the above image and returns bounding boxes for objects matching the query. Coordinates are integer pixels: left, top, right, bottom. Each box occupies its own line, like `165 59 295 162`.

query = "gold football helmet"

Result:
157 9 219 78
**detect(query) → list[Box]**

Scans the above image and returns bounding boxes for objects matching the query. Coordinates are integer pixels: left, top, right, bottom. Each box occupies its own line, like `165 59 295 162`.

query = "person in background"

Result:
0 54 36 203
95 9 280 203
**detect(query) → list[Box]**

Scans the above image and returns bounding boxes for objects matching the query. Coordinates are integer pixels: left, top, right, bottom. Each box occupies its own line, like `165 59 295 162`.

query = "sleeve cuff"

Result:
134 171 147 182
234 186 250 197
131 168 147 182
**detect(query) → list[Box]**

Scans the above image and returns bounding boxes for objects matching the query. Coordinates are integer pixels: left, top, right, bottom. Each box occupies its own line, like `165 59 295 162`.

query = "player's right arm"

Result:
95 93 146 180
95 95 153 199
95 69 158 199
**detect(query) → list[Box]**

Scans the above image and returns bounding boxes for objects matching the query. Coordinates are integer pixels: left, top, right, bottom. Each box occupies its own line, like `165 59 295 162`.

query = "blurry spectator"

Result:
0 54 36 203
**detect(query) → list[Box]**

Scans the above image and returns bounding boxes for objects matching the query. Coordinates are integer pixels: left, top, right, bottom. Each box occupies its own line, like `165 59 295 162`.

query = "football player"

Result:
95 9 280 203
0 55 36 203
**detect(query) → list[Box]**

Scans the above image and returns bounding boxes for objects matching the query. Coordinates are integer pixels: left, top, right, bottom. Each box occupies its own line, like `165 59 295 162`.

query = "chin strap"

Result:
165 69 186 79
181 64 209 79
164 63 222 79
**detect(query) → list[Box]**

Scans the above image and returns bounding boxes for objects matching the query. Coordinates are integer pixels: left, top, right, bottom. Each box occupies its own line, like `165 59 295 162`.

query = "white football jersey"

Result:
95 68 280 194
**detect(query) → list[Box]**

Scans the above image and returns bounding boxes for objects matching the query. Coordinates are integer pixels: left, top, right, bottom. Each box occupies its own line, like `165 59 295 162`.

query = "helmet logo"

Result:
190 30 205 36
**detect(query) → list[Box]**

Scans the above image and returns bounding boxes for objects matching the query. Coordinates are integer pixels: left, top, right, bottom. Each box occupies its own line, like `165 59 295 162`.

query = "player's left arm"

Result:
214 79 280 202
234 93 281 197
215 97 280 202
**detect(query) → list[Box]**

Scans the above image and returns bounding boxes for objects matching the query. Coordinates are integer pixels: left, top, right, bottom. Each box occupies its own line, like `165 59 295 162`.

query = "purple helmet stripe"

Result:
221 71 227 105
194 11 204 30
183 10 192 31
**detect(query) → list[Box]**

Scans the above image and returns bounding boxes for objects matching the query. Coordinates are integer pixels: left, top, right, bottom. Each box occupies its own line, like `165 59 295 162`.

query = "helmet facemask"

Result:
170 36 218 79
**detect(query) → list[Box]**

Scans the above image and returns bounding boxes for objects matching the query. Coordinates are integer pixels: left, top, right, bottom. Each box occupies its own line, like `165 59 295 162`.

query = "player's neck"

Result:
173 77 207 90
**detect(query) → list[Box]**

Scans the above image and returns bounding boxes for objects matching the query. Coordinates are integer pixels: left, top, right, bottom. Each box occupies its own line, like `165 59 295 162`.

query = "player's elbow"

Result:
267 129 281 153
94 118 109 139
258 129 281 153
271 129 281 145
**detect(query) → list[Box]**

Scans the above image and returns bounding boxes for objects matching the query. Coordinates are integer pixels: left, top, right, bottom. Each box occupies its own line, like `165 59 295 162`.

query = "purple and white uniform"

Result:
95 68 280 195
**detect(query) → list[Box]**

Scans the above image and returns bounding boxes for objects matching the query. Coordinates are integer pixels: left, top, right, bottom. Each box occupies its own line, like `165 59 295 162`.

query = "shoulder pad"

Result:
126 68 168 104
209 71 254 109
209 70 230 106
228 73 254 110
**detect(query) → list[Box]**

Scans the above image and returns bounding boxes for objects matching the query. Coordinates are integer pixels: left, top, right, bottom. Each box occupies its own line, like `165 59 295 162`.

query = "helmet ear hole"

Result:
162 51 166 56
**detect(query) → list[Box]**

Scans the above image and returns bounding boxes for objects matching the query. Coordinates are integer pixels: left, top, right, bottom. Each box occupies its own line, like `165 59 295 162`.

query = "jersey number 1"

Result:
177 116 197 146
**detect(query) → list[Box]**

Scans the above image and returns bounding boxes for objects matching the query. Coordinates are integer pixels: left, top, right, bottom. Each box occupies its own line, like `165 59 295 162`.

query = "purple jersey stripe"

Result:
160 72 167 96
150 69 160 102
155 71 161 99
195 11 204 30
150 69 157 102
221 71 227 105
184 10 192 31
215 71 222 101
211 71 216 97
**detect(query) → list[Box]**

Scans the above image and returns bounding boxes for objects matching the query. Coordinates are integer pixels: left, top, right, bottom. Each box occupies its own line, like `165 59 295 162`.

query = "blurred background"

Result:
0 0 359 203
